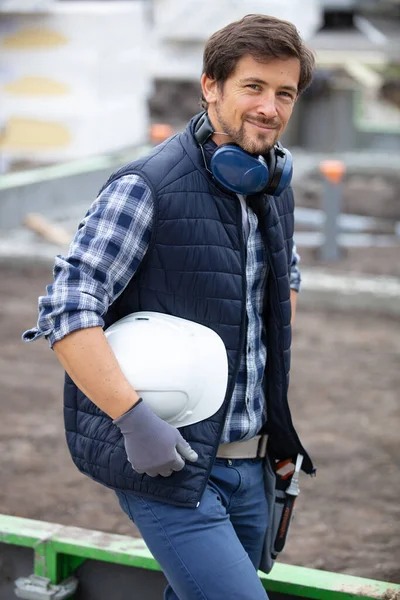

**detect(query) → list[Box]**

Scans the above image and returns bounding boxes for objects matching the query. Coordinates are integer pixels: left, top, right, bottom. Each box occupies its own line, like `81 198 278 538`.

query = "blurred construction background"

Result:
0 0 399 585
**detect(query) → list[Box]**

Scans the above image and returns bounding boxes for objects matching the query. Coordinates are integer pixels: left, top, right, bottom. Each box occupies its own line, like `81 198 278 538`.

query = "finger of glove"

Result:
170 452 185 472
145 469 159 478
138 453 185 477
159 469 174 478
176 441 198 462
146 456 183 477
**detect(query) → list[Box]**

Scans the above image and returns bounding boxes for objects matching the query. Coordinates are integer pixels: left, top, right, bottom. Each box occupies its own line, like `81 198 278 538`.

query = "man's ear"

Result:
201 73 219 105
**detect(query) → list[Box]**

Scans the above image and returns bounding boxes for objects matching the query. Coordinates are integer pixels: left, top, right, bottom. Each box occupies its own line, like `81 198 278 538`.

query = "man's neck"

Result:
206 110 235 147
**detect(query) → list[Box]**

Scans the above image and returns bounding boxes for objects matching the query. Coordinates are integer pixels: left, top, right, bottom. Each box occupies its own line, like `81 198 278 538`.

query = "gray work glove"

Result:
113 399 198 478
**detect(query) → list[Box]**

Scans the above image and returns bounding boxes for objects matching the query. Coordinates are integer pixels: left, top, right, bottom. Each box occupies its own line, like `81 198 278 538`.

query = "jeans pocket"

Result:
209 460 241 509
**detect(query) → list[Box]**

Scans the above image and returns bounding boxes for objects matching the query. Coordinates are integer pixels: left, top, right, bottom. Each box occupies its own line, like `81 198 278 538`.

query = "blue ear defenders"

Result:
194 112 293 197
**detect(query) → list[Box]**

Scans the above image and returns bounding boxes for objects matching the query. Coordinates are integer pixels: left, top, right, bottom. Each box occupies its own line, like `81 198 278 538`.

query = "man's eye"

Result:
279 91 294 100
247 84 261 91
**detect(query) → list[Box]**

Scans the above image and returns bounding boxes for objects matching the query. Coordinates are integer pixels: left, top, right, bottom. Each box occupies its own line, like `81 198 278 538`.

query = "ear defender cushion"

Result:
211 145 271 195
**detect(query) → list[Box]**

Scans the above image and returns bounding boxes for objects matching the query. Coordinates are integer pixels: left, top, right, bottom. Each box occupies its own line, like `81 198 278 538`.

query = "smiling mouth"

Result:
246 120 278 131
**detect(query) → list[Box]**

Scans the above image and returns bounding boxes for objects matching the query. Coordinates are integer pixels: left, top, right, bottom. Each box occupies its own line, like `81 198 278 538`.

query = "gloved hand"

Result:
113 399 198 477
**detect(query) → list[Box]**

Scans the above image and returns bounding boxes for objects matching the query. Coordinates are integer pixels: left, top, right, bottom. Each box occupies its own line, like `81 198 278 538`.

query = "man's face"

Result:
201 54 300 155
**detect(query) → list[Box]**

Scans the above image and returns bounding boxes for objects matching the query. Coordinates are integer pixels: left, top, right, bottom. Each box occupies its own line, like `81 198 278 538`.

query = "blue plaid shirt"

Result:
23 173 301 443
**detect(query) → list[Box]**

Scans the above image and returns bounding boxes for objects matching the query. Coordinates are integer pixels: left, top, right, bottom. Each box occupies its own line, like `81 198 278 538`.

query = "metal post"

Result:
319 160 346 261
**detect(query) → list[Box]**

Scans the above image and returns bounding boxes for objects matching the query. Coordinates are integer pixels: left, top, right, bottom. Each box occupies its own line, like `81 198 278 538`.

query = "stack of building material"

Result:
0 1 150 164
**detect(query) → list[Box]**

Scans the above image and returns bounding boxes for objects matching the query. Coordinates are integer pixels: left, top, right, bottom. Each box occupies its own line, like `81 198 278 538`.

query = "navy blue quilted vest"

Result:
64 114 314 508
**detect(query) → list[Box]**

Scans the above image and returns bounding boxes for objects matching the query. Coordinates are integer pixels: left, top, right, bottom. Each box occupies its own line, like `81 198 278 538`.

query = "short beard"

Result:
215 103 275 156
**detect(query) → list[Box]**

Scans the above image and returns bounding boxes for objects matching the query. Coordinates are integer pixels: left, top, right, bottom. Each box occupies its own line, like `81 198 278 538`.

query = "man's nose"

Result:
258 92 278 119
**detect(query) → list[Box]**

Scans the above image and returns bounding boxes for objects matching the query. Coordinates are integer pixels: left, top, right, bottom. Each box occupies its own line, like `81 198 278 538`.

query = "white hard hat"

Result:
104 312 228 428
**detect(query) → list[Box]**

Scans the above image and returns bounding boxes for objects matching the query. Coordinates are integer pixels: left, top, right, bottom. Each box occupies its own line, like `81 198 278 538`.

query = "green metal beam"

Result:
1 514 399 600
258 563 400 599
0 514 59 548
34 541 58 581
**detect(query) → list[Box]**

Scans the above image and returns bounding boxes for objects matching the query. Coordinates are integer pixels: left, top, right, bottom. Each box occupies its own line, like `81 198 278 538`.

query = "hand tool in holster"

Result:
273 454 303 555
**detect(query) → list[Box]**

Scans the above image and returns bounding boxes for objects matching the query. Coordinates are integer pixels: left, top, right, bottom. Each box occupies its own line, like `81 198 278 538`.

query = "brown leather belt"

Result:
216 434 268 459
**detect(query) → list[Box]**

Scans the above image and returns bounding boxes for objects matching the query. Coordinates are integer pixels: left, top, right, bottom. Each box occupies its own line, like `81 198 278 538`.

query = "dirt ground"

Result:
0 259 399 584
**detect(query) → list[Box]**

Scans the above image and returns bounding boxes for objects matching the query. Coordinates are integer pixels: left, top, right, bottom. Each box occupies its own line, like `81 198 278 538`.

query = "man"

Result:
24 14 315 599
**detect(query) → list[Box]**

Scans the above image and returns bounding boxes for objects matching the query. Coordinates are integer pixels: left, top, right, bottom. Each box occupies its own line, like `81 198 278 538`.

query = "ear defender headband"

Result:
194 112 293 197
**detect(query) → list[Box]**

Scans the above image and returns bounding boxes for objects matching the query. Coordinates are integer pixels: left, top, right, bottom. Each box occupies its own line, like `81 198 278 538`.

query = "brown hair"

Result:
201 13 315 108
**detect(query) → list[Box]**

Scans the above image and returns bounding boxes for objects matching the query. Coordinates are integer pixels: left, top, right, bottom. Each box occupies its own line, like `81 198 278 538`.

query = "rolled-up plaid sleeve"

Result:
22 174 153 347
289 241 301 292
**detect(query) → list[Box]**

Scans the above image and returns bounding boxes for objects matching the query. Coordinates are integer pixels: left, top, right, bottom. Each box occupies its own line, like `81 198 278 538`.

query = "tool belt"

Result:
216 434 268 459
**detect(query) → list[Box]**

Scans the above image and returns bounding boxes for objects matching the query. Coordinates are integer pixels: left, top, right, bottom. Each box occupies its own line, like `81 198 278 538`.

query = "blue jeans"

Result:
116 458 269 599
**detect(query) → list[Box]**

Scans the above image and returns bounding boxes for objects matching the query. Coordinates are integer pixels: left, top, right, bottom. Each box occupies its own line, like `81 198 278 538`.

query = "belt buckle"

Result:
257 435 268 458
